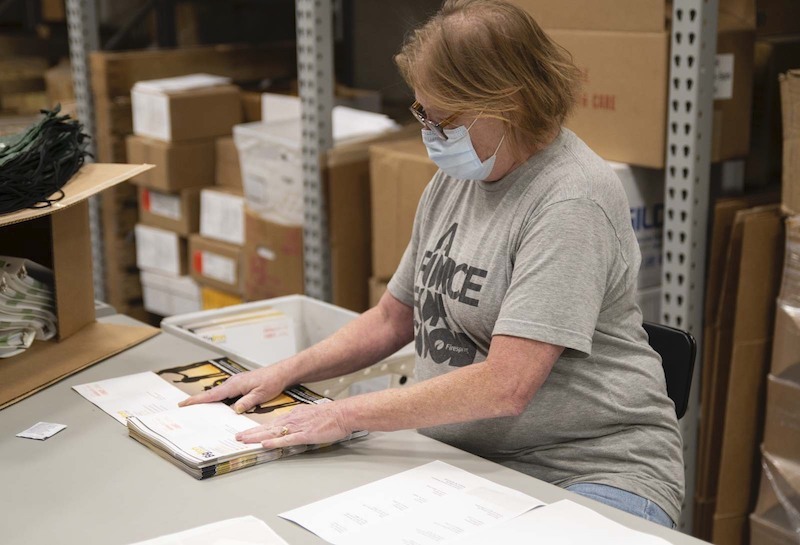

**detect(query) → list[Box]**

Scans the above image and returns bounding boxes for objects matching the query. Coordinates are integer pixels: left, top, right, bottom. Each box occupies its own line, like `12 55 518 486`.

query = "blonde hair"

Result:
395 0 581 156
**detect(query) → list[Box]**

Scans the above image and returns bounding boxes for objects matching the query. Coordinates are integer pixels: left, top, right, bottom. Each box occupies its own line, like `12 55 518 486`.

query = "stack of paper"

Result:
0 256 56 358
73 357 366 479
181 308 296 367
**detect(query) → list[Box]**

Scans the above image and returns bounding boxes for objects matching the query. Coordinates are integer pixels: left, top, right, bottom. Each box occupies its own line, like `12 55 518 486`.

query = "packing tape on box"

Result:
762 454 800 534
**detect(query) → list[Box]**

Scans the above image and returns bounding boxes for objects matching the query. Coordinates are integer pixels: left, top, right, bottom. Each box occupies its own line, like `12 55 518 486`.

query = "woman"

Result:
181 0 684 528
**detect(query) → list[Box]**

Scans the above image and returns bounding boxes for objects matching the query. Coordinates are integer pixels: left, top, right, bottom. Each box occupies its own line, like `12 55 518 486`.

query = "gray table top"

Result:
0 315 709 545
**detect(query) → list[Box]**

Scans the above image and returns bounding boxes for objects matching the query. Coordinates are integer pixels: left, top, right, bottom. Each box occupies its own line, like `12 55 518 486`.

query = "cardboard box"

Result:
131 76 241 142
201 286 244 310
756 0 800 36
746 35 800 187
695 193 778 536
134 223 188 276
549 25 754 167
370 138 438 280
750 511 797 545
140 270 201 317
199 188 245 246
772 216 800 376
763 364 800 463
215 136 243 191
233 112 399 224
137 186 201 236
125 135 215 191
710 205 784 545
609 162 664 289
781 70 800 215
189 234 243 295
243 207 304 302
508 0 663 31
0 163 159 409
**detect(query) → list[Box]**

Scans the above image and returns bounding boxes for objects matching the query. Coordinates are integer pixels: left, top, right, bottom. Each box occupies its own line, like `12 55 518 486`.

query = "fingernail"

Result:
234 404 244 414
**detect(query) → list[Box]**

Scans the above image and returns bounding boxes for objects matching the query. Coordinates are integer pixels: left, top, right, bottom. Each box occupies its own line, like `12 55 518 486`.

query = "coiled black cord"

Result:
0 106 91 215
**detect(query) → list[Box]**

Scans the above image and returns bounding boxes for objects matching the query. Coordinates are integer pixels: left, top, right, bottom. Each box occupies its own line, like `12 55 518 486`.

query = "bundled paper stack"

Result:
0 257 55 358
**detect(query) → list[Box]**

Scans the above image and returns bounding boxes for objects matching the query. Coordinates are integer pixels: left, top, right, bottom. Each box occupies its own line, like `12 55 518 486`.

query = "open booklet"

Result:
73 357 366 479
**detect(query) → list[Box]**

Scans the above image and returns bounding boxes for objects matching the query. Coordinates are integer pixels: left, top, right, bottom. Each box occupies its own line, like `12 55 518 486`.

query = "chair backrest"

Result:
643 321 697 419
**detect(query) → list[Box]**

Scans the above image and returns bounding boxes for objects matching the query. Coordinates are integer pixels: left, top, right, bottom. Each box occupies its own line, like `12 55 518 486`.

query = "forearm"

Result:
337 336 561 433
273 296 413 388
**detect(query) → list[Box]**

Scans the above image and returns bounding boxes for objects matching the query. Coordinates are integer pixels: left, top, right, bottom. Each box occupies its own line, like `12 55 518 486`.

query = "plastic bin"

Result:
161 295 415 398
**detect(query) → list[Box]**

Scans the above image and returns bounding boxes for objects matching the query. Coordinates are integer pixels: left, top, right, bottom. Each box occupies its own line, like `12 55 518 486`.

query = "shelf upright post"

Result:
663 0 719 532
296 0 335 302
65 0 104 302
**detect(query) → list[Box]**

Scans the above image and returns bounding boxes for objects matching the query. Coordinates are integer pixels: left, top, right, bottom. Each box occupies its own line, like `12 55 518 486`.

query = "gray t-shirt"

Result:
387 128 684 522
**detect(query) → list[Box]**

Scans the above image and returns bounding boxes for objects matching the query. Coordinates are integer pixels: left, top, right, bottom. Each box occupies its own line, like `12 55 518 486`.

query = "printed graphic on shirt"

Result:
414 222 487 367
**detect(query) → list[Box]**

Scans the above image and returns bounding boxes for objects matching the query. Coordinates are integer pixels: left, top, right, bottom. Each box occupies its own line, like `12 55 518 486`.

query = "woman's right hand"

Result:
177 366 285 414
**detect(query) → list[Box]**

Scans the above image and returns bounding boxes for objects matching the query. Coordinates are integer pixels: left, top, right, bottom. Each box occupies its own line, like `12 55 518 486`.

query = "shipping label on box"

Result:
142 188 181 220
134 223 187 276
137 187 200 236
200 189 245 246
189 234 243 294
140 270 201 316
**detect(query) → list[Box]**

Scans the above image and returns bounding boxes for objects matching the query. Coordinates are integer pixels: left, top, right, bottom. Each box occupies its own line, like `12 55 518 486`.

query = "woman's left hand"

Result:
235 401 353 449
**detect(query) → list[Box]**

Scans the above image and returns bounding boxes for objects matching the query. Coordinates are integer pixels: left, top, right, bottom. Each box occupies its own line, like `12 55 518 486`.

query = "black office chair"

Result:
642 321 697 420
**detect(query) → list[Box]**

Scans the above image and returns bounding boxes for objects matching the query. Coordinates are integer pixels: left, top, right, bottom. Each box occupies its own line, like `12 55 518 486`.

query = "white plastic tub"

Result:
161 295 415 398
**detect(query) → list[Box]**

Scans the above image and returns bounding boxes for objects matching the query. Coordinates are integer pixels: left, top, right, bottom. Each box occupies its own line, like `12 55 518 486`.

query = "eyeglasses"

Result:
409 101 460 140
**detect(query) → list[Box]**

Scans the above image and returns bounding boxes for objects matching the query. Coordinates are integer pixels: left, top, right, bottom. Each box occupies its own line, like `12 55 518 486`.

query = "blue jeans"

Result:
565 483 676 529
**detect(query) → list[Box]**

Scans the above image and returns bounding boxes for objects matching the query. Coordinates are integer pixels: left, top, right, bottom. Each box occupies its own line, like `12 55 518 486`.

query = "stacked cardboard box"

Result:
750 216 800 545
510 0 756 168
128 74 242 317
88 44 295 319
233 107 410 313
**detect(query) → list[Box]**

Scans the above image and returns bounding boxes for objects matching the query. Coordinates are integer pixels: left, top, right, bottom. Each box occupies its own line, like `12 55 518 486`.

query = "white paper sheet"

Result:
279 460 544 545
73 371 188 425
127 515 288 545
131 403 262 463
456 499 673 545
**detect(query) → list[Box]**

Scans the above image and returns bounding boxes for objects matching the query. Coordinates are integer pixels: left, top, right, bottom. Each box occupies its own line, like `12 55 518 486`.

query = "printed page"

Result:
456 499 672 545
129 403 262 464
73 371 189 425
279 460 543 545
127 515 289 545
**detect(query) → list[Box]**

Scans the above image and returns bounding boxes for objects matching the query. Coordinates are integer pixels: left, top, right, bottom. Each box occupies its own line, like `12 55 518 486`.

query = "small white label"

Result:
200 190 245 245
135 224 181 275
17 421 67 440
201 252 237 285
148 191 182 221
132 91 171 141
714 54 734 100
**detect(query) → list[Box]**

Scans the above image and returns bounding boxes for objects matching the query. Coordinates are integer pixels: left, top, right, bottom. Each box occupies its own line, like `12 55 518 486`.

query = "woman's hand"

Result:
178 366 286 414
235 401 353 449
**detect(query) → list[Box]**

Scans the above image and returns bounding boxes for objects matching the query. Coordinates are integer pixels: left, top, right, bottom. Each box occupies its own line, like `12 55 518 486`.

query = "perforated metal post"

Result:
663 0 718 531
66 0 104 302
296 0 335 301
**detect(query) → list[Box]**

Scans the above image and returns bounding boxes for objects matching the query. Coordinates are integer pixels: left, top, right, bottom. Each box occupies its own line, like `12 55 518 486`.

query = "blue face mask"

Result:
421 119 505 181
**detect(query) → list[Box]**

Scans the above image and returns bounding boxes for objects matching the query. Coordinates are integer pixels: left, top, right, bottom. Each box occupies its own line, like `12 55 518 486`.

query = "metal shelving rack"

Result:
65 0 103 302
663 0 718 531
64 0 719 532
